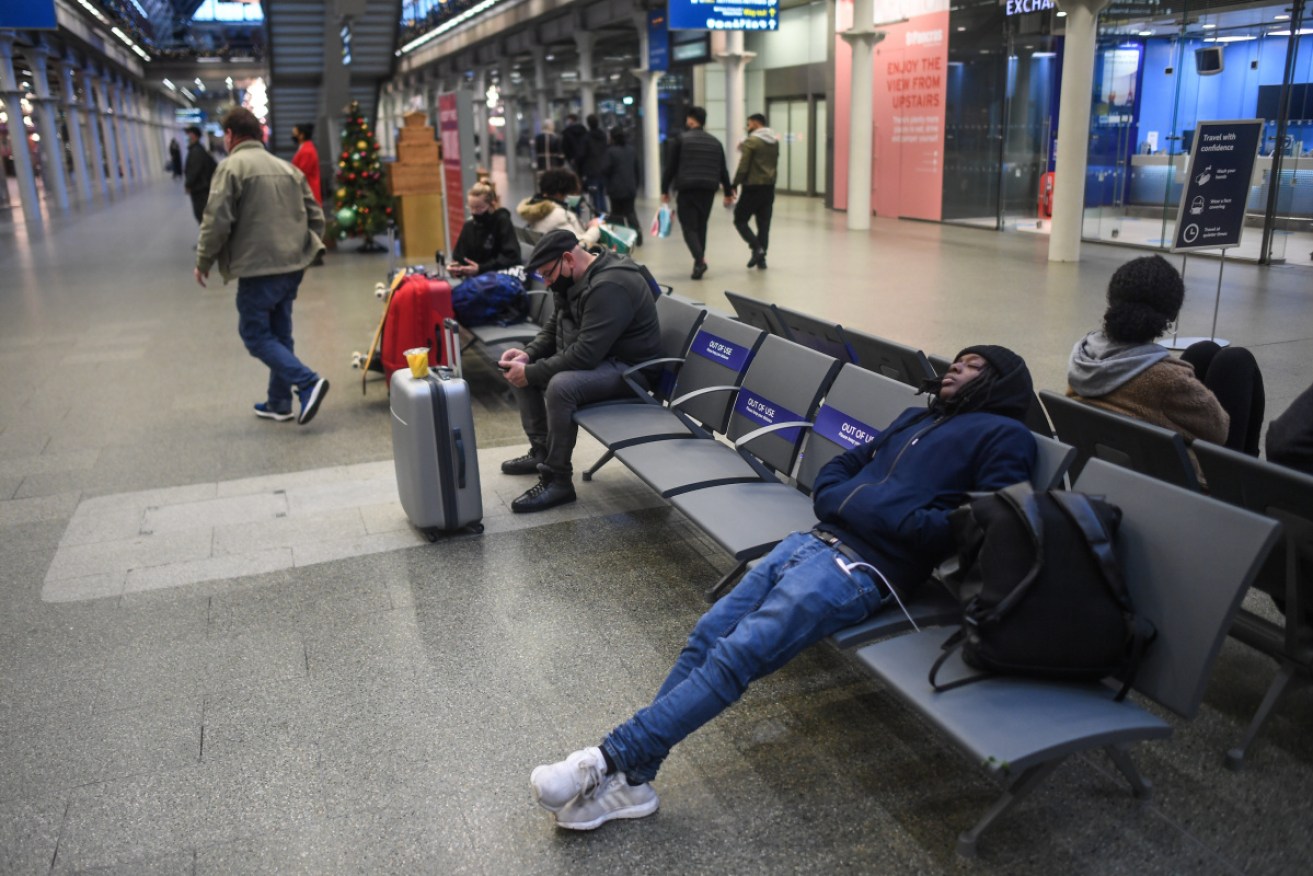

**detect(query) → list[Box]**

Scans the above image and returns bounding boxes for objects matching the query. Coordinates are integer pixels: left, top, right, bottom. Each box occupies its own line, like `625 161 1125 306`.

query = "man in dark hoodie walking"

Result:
529 345 1038 830
661 106 735 280
732 113 779 269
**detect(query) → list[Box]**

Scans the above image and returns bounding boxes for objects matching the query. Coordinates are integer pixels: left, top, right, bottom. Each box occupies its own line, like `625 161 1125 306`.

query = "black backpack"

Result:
929 483 1156 700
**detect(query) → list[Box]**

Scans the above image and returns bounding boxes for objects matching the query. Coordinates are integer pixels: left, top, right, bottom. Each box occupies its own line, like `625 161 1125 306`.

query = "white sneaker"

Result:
553 772 659 831
530 747 607 812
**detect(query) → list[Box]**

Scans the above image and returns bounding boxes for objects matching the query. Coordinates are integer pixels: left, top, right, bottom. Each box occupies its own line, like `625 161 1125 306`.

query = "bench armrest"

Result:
733 421 813 451
669 384 737 409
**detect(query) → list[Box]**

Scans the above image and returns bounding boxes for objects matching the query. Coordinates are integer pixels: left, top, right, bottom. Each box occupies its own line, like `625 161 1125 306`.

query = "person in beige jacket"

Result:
194 107 329 426
1067 254 1263 456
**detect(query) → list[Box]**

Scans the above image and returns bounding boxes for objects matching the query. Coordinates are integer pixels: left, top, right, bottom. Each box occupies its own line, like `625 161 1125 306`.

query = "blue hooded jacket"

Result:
811 346 1037 590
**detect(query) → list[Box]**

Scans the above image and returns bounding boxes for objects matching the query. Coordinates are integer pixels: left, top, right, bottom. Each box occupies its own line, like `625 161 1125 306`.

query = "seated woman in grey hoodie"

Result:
1067 254 1264 455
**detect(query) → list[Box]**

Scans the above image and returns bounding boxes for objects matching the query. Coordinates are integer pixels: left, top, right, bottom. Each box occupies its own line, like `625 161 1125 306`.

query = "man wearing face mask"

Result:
498 229 664 512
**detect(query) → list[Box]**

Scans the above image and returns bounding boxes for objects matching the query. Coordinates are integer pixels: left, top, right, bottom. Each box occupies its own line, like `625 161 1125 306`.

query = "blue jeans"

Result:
601 531 890 784
235 271 318 412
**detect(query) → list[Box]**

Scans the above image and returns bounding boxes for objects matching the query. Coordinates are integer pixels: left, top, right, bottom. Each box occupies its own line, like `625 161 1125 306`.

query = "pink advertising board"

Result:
834 0 949 221
438 92 465 249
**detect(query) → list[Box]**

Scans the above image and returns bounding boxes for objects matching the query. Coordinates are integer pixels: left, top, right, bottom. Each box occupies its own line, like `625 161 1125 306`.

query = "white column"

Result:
0 33 43 225
531 45 550 130
128 83 152 181
499 58 520 187
717 31 755 157
1049 0 1110 262
470 67 487 165
108 76 134 183
630 13 664 199
82 63 111 197
841 0 883 231
58 55 93 203
27 41 71 212
574 31 596 117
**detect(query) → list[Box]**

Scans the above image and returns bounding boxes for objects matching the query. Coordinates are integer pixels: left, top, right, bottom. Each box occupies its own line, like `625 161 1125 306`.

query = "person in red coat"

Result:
291 123 321 205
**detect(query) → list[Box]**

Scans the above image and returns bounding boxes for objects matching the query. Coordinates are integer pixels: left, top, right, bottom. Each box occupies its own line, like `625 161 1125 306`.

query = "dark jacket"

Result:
810 370 1037 589
183 141 217 196
562 122 589 170
521 251 663 388
581 127 609 178
661 128 733 196
452 207 521 274
603 144 641 200
1267 381 1313 475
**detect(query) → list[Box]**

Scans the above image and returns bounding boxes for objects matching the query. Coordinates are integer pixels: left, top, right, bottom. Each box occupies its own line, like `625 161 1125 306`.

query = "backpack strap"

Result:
976 482 1045 624
1049 490 1156 701
928 629 996 693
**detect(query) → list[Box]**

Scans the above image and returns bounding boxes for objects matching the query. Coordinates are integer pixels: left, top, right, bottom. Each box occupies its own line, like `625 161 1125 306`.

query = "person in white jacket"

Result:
516 169 601 247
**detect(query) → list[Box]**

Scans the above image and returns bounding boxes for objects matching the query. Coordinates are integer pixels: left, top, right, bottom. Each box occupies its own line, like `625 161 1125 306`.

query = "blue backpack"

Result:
451 272 528 327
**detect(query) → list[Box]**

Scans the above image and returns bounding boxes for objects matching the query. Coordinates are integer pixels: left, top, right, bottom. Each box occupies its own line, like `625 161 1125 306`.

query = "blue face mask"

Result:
565 195 582 209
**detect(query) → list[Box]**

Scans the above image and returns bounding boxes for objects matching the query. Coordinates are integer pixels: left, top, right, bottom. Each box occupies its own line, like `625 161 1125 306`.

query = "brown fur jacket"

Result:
1067 357 1229 445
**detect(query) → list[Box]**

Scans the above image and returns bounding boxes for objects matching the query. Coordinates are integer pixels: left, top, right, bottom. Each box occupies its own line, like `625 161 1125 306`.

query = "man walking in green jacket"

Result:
194 107 329 426
732 113 779 270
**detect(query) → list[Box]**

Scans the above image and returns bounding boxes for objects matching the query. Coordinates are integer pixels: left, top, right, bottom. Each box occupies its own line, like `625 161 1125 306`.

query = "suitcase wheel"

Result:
373 282 388 300
351 351 364 368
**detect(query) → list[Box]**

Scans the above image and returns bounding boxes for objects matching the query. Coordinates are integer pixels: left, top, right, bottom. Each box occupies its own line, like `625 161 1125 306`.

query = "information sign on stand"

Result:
1168 119 1263 348
437 90 477 259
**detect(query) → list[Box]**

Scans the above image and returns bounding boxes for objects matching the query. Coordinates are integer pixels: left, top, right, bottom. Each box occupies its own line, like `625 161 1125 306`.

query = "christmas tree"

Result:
332 100 394 252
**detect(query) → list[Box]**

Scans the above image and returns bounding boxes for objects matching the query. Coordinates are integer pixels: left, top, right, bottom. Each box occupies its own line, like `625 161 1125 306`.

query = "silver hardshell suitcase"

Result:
390 319 484 538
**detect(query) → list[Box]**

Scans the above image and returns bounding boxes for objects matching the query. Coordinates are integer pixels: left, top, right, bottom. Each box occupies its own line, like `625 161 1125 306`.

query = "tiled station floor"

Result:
1 172 1311 874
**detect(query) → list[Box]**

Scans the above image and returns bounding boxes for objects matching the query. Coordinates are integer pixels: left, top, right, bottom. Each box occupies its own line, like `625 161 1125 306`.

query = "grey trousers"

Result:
513 360 638 474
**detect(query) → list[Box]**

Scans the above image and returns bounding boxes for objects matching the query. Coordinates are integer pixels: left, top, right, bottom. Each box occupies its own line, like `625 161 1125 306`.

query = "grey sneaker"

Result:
553 772 659 831
530 747 606 812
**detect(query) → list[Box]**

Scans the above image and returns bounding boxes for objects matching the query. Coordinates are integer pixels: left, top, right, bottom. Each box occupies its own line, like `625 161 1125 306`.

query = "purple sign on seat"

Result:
690 331 751 372
812 405 880 450
733 389 803 444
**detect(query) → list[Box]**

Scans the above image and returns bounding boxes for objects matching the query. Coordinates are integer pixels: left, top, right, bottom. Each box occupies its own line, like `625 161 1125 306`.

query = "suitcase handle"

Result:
453 427 467 489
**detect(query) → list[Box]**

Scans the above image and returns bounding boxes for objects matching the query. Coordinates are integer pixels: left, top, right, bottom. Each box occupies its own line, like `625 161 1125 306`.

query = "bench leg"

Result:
1226 663 1303 770
705 560 748 603
580 450 614 482
1104 745 1153 799
957 759 1063 858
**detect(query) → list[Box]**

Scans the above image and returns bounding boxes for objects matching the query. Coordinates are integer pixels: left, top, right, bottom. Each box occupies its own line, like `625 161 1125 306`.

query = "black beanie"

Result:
943 344 1034 422
956 344 1024 378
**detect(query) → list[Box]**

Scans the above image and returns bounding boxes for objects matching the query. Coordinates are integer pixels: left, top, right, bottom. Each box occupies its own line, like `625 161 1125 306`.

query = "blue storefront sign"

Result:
648 9 669 72
1 0 57 29
668 0 779 32
1172 119 1263 252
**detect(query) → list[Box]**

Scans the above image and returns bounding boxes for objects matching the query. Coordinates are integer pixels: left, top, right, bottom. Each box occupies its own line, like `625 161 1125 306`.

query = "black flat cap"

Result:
525 229 580 271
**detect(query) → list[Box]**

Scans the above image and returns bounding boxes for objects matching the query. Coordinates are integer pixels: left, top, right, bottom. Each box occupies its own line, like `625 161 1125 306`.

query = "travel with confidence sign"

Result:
1172 119 1263 252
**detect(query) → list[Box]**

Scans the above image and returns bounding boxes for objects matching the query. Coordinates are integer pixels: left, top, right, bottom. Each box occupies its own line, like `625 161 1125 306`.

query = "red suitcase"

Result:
381 274 454 384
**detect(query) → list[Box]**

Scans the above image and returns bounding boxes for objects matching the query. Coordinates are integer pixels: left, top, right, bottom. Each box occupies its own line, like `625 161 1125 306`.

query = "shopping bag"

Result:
599 222 639 254
650 204 673 238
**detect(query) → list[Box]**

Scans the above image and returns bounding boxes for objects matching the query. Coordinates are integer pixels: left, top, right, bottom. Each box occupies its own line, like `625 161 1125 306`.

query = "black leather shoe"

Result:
747 249 762 268
691 261 708 280
756 252 767 270
501 451 544 475
511 474 577 513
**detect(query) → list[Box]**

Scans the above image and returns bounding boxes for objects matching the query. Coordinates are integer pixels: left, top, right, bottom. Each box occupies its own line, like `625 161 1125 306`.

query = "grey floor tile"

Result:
0 797 65 876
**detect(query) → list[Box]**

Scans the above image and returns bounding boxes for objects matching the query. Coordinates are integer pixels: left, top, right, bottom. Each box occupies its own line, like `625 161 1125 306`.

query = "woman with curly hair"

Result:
1067 254 1264 455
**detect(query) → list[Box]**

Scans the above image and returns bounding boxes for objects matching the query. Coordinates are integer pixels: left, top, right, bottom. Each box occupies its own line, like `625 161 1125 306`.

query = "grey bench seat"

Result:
849 458 1281 857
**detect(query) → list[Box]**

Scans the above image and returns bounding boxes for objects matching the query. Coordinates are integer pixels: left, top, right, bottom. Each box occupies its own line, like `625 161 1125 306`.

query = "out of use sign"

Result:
1172 119 1263 252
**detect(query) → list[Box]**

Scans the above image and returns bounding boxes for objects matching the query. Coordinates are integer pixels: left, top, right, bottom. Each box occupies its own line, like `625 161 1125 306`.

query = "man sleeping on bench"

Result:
529 345 1039 830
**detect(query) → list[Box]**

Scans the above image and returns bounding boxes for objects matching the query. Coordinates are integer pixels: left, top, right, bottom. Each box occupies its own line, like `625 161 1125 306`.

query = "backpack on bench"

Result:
929 482 1156 700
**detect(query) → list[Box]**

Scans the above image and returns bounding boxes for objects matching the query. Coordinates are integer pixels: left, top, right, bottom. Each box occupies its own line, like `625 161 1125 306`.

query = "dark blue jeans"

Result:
235 270 318 413
601 531 889 783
